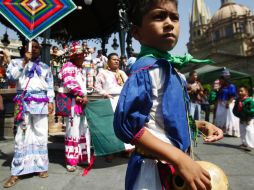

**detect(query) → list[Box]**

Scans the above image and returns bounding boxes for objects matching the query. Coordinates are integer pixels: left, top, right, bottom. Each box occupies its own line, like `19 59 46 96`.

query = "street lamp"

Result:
84 0 93 5
1 29 10 47
111 35 119 50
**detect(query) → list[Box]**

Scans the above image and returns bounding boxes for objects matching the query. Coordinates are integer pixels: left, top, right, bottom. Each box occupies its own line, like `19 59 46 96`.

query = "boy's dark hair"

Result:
127 0 178 26
238 85 249 94
107 53 119 60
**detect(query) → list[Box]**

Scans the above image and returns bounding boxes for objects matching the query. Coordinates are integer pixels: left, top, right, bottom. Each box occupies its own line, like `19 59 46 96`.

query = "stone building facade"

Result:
0 38 21 58
185 0 254 77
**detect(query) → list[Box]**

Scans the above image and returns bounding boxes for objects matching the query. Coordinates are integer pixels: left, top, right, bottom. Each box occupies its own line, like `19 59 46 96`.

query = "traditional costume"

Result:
95 67 134 152
95 68 127 111
59 62 91 167
6 57 54 176
58 43 91 170
233 97 254 148
187 80 204 120
114 45 212 190
214 83 240 137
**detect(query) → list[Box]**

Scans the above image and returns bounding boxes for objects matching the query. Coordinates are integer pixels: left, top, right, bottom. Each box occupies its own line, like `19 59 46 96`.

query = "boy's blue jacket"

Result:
113 56 191 189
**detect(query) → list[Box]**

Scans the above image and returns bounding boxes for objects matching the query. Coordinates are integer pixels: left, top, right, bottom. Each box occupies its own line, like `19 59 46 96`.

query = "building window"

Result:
197 29 201 36
237 22 245 33
225 25 233 37
213 30 220 41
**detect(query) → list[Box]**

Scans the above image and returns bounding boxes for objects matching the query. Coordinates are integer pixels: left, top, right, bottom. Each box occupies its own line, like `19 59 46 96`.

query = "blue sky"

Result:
1 0 254 56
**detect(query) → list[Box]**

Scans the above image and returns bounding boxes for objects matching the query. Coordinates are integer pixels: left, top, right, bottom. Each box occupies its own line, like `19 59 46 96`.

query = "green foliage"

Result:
202 84 212 93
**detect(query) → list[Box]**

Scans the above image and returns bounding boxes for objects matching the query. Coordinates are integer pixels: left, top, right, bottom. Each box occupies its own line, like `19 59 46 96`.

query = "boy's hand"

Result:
48 102 54 114
195 120 224 142
175 155 212 190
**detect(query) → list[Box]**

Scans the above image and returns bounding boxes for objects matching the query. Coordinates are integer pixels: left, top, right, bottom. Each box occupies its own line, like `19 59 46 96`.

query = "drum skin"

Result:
172 161 229 190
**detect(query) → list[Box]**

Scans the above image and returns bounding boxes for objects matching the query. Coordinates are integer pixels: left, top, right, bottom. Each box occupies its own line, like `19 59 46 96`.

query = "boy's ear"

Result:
130 25 141 41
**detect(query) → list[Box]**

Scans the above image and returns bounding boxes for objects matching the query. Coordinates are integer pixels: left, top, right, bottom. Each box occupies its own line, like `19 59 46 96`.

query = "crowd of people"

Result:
1 39 134 188
0 0 253 189
186 68 254 150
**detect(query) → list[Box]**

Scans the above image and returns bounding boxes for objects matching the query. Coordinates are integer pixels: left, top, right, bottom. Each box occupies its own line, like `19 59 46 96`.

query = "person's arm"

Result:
114 69 212 190
45 64 55 114
244 99 254 117
187 83 193 94
232 99 240 118
6 59 26 81
60 63 86 98
135 128 211 190
120 70 128 82
198 82 204 97
226 84 237 108
195 120 224 142
94 71 111 98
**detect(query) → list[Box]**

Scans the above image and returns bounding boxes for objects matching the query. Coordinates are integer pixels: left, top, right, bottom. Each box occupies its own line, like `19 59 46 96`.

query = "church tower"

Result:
189 0 210 42
188 0 211 57
185 0 254 76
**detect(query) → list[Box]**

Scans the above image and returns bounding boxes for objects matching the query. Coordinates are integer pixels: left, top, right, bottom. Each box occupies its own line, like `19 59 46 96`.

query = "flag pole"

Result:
28 41 32 52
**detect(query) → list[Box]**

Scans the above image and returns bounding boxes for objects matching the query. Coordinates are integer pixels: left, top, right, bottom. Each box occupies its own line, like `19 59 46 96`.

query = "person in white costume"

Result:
95 53 128 111
4 40 54 188
95 53 133 161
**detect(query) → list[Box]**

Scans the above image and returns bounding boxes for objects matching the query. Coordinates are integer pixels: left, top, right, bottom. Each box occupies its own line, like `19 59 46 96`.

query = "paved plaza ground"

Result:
0 134 253 190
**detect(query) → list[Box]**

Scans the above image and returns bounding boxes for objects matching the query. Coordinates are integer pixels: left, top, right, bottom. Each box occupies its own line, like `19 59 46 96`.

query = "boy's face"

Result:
133 1 179 51
238 87 248 99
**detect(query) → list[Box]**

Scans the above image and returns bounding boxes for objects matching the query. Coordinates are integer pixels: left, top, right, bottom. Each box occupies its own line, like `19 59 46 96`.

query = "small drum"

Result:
172 161 229 190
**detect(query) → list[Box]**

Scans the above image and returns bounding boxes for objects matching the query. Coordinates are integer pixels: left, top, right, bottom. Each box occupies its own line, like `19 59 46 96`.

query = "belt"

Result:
135 147 156 159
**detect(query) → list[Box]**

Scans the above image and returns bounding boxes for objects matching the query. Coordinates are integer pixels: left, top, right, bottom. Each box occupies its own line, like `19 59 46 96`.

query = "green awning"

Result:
184 65 251 84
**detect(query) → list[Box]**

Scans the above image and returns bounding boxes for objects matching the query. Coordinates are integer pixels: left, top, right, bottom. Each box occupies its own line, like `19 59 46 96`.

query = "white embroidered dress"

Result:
59 62 90 166
6 58 54 176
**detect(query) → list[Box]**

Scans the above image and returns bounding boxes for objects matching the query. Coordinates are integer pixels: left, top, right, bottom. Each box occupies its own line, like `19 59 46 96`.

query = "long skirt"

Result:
65 114 90 166
240 119 254 148
214 101 240 137
11 114 48 176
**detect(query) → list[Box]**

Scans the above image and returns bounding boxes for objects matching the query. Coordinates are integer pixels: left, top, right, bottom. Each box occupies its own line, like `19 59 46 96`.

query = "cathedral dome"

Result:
211 3 251 23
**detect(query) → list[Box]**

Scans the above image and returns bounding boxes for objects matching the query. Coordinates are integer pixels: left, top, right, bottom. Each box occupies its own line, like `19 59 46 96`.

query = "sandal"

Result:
66 165 76 172
38 171 49 178
3 176 19 188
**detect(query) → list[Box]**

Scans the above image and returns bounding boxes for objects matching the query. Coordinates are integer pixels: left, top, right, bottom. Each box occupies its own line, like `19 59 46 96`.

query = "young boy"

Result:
114 0 223 189
233 86 254 150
